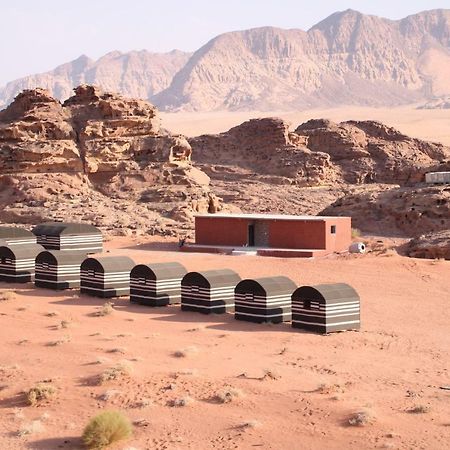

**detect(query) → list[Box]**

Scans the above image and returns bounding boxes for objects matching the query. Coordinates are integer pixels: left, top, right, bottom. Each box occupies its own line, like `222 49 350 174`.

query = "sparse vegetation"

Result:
173 346 199 358
18 420 44 437
215 387 244 403
0 291 16 302
348 408 376 426
107 347 126 354
240 420 261 429
408 404 430 414
170 396 194 407
261 369 281 380
351 228 361 238
93 302 114 317
47 335 71 346
45 311 59 317
27 383 56 406
99 362 132 385
82 410 132 449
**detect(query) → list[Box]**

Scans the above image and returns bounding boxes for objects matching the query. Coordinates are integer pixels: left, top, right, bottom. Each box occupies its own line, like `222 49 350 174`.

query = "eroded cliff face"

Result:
0 86 224 236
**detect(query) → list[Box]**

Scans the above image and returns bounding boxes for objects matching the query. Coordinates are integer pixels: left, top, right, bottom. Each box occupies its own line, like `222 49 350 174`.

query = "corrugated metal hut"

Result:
0 243 44 282
35 250 86 290
130 262 187 306
32 222 103 253
291 283 360 333
80 256 135 298
0 227 36 246
234 276 296 324
181 269 241 314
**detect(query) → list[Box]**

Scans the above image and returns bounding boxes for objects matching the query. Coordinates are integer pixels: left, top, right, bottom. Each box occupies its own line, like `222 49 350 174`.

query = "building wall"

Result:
267 220 327 249
195 216 352 252
195 217 249 246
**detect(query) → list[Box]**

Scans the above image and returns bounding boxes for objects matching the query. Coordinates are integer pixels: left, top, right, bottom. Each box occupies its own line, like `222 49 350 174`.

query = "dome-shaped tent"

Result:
0 243 44 282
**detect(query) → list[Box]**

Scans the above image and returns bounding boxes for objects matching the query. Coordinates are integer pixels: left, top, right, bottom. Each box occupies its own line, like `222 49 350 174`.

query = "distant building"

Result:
425 171 450 184
183 213 351 257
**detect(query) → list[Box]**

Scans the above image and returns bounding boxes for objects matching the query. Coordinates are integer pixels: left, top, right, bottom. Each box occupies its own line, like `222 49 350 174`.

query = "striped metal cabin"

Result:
291 283 360 334
35 250 86 290
181 269 241 314
234 276 297 324
130 262 187 306
32 222 103 253
0 227 37 246
0 243 44 283
80 256 135 298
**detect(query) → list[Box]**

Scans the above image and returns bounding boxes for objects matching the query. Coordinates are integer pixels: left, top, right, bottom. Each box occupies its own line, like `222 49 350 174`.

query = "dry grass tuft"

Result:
47 335 71 346
107 347 127 354
240 420 262 429
408 404 430 414
93 302 115 317
261 369 281 380
215 387 244 404
99 389 122 401
45 311 59 317
99 362 132 385
27 383 56 406
173 346 199 358
82 410 132 449
18 420 44 437
0 291 17 302
135 397 153 409
176 368 198 377
170 396 194 407
348 408 376 426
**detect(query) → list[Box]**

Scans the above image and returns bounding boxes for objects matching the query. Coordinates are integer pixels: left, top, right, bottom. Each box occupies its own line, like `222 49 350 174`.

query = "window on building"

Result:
331 225 336 234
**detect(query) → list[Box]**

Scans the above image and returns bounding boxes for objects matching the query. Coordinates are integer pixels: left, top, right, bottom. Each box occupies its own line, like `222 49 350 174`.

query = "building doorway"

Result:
248 224 255 247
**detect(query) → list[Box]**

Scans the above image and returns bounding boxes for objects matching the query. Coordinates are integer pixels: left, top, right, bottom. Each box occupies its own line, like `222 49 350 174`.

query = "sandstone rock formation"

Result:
190 117 450 186
408 230 450 260
2 10 450 111
0 50 192 109
154 9 450 111
0 86 223 236
321 185 450 236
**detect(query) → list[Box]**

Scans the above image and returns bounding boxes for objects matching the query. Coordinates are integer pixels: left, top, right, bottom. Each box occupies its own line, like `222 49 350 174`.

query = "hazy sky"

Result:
0 0 448 86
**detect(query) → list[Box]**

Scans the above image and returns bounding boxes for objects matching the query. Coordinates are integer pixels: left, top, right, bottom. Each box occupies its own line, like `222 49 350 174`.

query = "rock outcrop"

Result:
0 86 224 236
321 185 450 236
190 117 450 186
408 230 450 260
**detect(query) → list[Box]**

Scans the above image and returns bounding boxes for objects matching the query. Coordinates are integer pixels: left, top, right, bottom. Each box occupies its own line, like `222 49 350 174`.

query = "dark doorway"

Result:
248 224 255 246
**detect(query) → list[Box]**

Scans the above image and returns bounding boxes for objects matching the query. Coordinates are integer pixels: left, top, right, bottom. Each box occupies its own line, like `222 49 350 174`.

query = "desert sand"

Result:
161 106 450 146
0 236 449 449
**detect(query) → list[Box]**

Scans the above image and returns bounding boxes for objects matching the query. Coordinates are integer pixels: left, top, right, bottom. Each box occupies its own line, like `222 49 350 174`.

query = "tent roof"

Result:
32 222 101 236
0 243 45 259
0 226 34 239
82 256 135 272
182 269 241 289
235 276 297 296
293 283 360 304
131 262 187 279
37 250 87 265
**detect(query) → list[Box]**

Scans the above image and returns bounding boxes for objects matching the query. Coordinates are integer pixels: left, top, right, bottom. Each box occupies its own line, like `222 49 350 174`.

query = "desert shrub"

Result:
99 363 131 385
82 410 132 449
351 228 361 238
348 408 376 426
215 387 243 404
408 404 430 414
27 383 56 406
18 420 44 437
94 302 114 317
170 396 194 407
173 346 198 358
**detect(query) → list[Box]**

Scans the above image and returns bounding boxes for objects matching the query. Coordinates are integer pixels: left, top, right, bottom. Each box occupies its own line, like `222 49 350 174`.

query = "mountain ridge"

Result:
1 9 450 111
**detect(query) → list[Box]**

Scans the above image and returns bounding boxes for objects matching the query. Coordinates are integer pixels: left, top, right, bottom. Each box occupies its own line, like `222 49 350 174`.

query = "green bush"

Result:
82 410 132 449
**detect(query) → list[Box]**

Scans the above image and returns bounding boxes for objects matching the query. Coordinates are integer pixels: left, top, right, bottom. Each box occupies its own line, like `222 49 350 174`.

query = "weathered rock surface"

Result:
190 117 450 186
408 230 450 260
321 185 450 236
0 86 224 236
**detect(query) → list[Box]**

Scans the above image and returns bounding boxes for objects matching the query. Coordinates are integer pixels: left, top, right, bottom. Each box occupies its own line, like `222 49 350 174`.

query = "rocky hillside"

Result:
155 9 450 110
0 86 224 236
0 50 191 109
2 9 450 111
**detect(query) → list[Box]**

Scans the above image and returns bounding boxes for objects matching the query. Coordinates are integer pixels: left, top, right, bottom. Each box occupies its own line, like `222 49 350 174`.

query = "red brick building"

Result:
183 213 352 257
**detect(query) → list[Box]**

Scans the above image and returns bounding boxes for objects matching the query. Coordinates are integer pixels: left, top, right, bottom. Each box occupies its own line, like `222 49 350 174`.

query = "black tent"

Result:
0 243 44 282
291 283 360 333
181 269 241 314
130 262 187 306
234 276 297 324
80 256 135 298
32 222 103 253
35 250 86 290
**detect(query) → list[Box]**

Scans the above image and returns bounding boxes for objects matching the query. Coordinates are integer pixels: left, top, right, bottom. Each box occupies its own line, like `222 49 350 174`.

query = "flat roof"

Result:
195 213 349 221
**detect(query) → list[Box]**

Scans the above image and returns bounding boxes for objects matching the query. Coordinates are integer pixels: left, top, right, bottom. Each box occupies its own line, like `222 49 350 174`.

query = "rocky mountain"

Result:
0 50 191 109
0 85 224 236
2 9 450 111
155 9 450 110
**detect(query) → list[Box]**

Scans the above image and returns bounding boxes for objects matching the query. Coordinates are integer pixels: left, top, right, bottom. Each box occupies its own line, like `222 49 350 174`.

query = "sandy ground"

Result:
0 236 449 449
161 106 450 145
